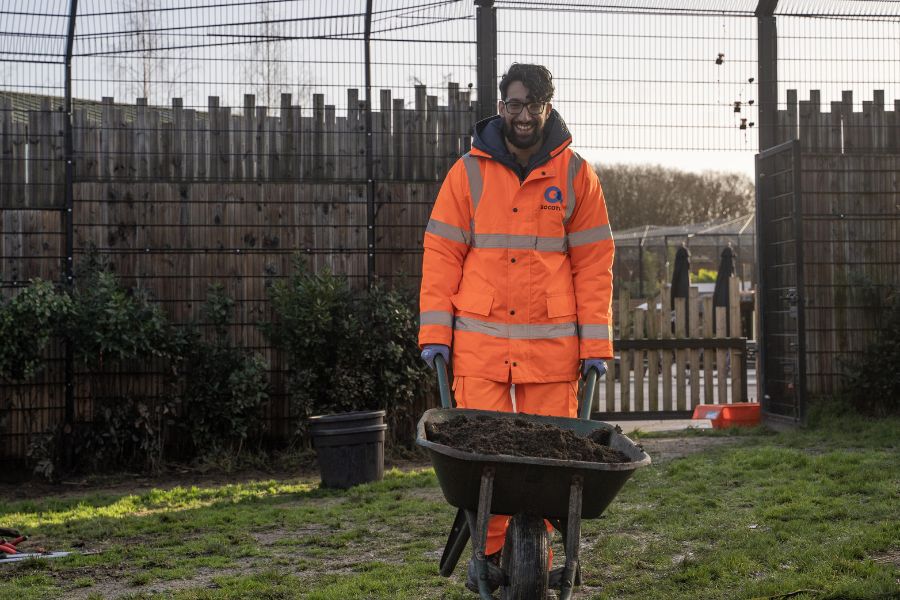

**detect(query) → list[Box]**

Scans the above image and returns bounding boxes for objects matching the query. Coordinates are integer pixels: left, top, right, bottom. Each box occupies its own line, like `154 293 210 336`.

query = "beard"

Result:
502 119 543 149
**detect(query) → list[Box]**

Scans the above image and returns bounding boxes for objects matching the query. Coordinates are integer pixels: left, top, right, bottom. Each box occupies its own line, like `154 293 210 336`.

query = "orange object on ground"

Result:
692 403 761 429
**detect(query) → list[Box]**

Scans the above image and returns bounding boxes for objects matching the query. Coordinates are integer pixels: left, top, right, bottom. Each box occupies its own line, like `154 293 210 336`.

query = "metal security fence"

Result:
2 1 900 459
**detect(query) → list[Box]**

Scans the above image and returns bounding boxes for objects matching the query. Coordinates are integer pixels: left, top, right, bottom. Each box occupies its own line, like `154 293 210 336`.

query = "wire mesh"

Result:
1 1 899 460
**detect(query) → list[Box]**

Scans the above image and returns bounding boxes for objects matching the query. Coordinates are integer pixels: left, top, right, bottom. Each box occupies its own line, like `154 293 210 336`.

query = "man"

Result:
418 63 614 591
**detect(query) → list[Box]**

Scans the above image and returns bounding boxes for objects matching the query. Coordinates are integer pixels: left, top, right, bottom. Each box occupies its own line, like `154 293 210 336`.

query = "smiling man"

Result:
417 63 615 592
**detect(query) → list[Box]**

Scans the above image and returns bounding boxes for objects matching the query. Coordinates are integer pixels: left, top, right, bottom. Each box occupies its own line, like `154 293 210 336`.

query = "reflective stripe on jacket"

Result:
418 114 614 383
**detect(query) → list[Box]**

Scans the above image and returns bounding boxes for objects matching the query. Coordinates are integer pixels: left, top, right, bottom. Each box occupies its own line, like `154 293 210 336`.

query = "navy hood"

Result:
471 109 573 180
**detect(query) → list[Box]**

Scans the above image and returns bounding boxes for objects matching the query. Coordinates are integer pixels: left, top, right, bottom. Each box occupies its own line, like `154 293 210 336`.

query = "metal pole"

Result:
364 0 375 288
756 0 779 151
791 140 806 424
63 0 78 427
475 0 497 121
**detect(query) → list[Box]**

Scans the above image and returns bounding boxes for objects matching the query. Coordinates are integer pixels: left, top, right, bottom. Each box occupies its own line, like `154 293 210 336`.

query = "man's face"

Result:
498 80 552 150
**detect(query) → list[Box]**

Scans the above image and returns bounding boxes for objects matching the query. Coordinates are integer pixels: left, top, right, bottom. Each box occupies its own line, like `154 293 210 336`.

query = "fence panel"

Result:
591 282 748 417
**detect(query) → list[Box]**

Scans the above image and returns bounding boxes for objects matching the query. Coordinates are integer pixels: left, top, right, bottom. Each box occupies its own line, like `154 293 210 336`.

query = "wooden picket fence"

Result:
593 277 749 415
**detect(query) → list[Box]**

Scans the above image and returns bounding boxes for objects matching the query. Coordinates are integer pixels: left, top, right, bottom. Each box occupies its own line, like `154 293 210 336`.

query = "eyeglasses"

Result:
502 100 546 116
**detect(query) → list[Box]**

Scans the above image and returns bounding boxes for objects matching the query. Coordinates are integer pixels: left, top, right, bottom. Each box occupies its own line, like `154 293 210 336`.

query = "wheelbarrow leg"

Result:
548 519 582 588
465 466 496 600
439 508 470 577
559 475 584 600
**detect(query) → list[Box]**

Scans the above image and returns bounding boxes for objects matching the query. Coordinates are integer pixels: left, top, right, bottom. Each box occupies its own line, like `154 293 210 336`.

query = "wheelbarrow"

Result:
416 355 651 600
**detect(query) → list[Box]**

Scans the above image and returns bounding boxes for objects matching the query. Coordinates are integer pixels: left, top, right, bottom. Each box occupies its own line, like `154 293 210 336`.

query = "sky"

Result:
2 0 898 180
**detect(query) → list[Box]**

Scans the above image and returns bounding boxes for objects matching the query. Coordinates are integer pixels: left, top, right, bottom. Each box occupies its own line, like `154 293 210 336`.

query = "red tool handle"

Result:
0 542 17 554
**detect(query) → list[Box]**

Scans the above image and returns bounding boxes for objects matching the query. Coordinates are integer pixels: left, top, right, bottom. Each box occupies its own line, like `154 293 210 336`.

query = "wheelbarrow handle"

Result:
579 364 605 420
436 354 604 415
434 353 453 409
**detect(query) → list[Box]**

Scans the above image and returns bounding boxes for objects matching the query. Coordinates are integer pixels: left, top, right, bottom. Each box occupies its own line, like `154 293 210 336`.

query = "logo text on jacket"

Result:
542 186 563 211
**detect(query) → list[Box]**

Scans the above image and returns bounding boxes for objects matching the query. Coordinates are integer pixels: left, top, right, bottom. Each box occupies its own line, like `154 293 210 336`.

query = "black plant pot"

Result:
308 410 387 489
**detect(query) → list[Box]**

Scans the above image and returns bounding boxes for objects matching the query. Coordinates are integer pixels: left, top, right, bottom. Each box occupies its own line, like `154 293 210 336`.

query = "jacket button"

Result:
512 207 518 213
512 362 518 367
504 360 509 364
509 309 515 315
510 258 516 263
541 171 546 175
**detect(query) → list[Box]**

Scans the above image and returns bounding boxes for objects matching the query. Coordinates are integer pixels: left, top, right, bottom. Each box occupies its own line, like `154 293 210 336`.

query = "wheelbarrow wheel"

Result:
500 513 549 600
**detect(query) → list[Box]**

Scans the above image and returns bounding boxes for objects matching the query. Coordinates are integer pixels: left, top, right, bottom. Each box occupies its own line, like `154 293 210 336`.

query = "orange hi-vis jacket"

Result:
418 111 614 383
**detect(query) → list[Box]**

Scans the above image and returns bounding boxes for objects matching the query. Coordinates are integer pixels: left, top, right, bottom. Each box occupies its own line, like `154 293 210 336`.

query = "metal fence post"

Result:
63 0 78 429
756 0 779 151
475 0 497 121
364 0 375 288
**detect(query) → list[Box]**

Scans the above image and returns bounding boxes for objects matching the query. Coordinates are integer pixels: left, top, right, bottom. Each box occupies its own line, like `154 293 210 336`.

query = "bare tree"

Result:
595 163 754 231
241 4 310 112
112 0 194 104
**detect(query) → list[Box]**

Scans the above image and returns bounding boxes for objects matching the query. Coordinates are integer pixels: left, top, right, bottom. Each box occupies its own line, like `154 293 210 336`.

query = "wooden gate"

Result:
591 284 750 418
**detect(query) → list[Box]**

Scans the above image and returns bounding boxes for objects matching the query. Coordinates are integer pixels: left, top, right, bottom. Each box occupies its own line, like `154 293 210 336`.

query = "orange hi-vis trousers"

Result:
451 375 578 556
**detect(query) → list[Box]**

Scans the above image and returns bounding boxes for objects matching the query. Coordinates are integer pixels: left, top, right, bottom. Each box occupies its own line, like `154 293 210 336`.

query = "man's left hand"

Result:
582 359 608 378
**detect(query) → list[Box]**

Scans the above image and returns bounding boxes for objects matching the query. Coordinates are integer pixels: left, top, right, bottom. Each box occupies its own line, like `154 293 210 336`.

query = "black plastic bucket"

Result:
308 410 387 489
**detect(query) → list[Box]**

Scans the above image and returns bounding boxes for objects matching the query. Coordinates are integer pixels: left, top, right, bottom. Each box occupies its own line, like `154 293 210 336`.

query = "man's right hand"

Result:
420 344 450 370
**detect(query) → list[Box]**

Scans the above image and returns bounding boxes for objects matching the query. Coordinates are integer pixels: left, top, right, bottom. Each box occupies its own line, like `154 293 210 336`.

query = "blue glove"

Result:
421 344 450 370
582 359 608 378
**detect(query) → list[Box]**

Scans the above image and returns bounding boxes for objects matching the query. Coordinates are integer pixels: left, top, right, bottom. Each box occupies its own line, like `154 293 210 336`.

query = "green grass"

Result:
1 413 897 599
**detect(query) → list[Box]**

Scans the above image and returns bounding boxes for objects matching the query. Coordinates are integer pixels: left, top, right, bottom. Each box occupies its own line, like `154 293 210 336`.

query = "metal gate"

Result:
755 140 806 426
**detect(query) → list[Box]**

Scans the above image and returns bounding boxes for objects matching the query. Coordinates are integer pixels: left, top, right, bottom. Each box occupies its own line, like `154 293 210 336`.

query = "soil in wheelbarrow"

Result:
425 414 631 463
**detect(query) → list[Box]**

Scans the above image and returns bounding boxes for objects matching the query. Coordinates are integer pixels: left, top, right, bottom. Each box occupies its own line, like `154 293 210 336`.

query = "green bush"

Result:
0 280 72 481
177 284 269 457
264 259 429 446
0 279 71 383
65 264 180 472
691 268 718 283
1 267 274 476
355 283 431 446
840 289 900 417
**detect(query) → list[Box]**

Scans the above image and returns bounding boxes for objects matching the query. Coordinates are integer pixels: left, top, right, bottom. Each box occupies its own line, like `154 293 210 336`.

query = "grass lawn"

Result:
0 411 897 599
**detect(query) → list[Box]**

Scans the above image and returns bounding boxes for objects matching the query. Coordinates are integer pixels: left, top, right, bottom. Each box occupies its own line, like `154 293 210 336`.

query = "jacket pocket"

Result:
450 290 494 316
547 293 577 318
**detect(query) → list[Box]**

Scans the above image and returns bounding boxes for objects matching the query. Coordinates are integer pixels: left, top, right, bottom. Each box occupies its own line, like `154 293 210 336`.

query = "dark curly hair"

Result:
498 63 555 103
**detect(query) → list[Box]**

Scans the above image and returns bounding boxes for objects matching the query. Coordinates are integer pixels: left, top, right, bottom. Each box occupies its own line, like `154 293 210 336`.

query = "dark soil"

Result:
425 413 631 463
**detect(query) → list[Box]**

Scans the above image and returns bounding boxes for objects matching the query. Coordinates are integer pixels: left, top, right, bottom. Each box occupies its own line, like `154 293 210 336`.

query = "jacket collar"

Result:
470 110 572 180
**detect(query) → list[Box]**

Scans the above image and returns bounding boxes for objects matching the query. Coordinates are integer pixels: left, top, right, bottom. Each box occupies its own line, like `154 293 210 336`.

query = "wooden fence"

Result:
0 83 478 209
797 153 899 396
775 89 900 152
769 90 900 397
593 279 749 415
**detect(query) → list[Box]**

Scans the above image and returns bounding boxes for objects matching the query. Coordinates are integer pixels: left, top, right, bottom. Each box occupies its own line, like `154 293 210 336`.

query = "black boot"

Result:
465 550 504 594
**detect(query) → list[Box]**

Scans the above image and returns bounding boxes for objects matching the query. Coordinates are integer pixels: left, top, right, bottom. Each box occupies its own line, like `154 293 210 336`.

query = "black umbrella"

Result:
713 246 737 335
670 245 691 307
670 245 691 332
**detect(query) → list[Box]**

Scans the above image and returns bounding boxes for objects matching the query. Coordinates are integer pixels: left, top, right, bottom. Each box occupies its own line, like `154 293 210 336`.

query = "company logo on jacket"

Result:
542 186 563 211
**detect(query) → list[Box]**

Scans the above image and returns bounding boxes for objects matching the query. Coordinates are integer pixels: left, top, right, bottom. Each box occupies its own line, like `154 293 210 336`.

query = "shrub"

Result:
177 284 269 457
0 280 72 481
0 279 71 383
354 283 431 446
65 264 180 472
2 267 273 476
691 268 717 283
840 288 900 417
264 258 429 446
